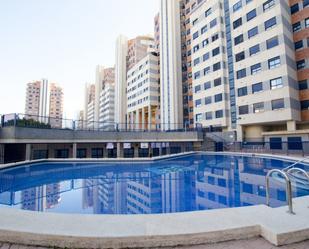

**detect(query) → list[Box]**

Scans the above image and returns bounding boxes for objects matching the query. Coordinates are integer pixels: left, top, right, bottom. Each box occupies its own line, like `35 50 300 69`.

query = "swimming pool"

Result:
0 153 308 215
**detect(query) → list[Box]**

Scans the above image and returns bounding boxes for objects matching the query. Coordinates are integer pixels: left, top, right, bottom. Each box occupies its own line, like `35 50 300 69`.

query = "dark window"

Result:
264 17 277 30
238 87 248 97
248 26 258 38
249 44 260 56
295 40 303 50
251 63 261 74
263 0 275 11
234 34 244 45
205 96 212 105
205 112 212 120
272 99 285 110
270 137 282 150
252 82 263 93
288 137 303 150
246 9 256 21
214 78 222 87
212 47 220 56
293 22 301 32
77 149 87 158
215 93 223 102
299 80 308 90
92 148 103 158
215 110 224 118
235 51 245 62
290 3 299 15
204 81 211 90
233 18 242 29
237 68 246 79
213 62 221 71
297 60 306 70
239 105 249 115
266 36 279 49
301 100 309 110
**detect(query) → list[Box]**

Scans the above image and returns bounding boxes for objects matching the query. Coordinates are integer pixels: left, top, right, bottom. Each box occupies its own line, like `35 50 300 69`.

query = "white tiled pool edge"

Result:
0 152 308 248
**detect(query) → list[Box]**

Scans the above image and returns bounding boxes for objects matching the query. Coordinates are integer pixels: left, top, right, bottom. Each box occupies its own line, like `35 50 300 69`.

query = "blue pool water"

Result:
0 154 308 215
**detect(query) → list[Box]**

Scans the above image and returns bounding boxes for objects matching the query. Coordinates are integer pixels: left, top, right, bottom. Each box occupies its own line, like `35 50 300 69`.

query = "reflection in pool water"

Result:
0 154 308 215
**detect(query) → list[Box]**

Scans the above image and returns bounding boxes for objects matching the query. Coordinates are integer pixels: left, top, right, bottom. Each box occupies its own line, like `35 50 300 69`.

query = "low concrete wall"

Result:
0 127 203 143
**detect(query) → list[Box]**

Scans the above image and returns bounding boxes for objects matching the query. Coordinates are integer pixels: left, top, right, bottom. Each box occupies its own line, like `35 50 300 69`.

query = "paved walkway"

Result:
0 238 308 249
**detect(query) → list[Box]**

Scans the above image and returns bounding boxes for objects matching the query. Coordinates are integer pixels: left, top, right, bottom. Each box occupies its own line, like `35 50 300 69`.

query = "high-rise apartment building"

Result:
25 79 63 127
115 35 154 129
49 83 63 128
159 0 309 141
160 0 184 130
83 83 95 128
127 50 160 130
99 67 115 130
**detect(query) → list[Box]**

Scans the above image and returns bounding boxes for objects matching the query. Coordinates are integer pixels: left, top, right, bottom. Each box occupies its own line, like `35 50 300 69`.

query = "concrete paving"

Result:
1 238 309 249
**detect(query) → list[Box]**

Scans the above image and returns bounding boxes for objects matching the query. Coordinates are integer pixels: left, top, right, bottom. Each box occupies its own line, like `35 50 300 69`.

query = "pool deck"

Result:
0 152 309 248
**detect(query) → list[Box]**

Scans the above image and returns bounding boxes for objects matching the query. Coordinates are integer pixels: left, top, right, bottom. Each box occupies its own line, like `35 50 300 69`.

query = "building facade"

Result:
49 83 63 128
127 51 160 130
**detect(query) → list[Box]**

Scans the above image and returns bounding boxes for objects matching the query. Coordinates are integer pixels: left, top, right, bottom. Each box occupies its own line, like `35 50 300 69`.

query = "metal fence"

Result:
0 113 203 133
217 141 309 156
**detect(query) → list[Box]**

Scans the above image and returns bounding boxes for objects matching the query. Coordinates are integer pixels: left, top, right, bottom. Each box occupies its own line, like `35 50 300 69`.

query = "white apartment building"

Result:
115 35 129 129
49 83 63 128
189 0 300 141
127 51 160 130
99 82 115 131
160 0 184 130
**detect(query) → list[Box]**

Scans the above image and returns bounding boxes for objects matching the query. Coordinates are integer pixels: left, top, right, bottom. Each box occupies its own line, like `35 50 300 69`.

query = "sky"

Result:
0 0 159 119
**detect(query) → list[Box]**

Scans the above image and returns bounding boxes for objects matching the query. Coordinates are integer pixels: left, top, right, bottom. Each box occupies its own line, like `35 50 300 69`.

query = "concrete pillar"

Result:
72 143 77 158
117 142 123 158
148 105 152 131
287 120 296 131
135 110 139 131
236 125 244 142
25 144 32 161
142 107 145 130
134 144 139 158
0 144 4 164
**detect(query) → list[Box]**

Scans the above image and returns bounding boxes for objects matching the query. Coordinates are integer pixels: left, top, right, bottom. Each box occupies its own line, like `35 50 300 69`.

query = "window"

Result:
205 96 212 105
202 38 209 47
268 56 281 69
252 82 263 93
194 58 200 66
304 0 309 7
202 68 209 76
205 112 212 120
215 110 223 118
201 25 207 34
263 0 275 11
248 26 258 38
301 100 309 110
194 71 200 79
299 80 308 90
235 51 245 62
288 137 303 150
203 52 209 61
270 137 282 150
272 99 284 110
92 148 103 158
233 1 242 12
196 113 202 122
237 68 246 79
297 60 306 70
215 93 223 102
234 34 244 45
212 47 220 56
213 62 221 71
249 44 260 56
270 77 283 89
195 85 201 93
290 3 299 15
233 18 242 29
306 18 309 28
264 17 277 30
195 99 202 107
212 33 219 42
193 31 199 40
204 81 211 90
238 87 248 97
253 102 264 113
295 40 303 50
251 63 261 74
193 44 199 52
77 149 87 158
246 9 257 21
292 22 301 32
210 18 217 28
239 105 249 115
266 36 279 49
205 8 212 17
214 78 222 87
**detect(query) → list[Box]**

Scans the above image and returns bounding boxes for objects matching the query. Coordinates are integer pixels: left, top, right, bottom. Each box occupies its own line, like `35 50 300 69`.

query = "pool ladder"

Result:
266 161 309 214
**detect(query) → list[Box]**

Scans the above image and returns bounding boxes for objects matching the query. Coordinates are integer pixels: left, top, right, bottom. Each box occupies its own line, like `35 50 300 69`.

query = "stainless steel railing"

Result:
266 169 294 214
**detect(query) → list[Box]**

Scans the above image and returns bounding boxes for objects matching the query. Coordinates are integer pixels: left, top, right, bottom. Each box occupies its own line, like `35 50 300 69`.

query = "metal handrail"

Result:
266 169 294 214
287 168 309 181
283 157 309 171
